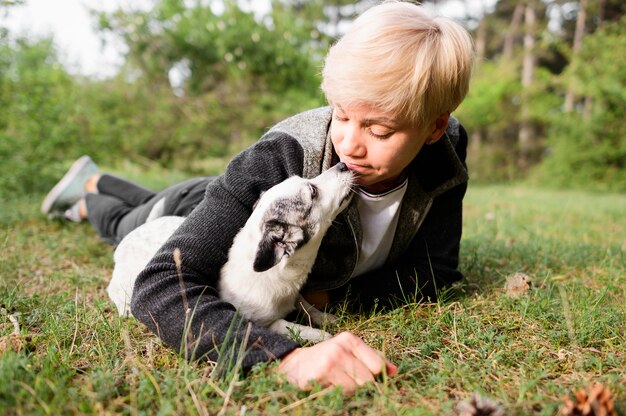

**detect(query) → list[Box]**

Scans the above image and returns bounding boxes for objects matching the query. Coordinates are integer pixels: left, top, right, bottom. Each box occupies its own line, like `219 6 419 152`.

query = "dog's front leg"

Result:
269 319 332 343
296 295 337 327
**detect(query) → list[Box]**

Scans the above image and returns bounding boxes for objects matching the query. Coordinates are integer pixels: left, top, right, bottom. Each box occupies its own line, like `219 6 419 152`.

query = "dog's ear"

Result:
253 221 304 272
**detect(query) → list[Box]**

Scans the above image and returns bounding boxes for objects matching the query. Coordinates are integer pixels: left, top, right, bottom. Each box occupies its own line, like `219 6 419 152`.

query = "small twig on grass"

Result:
186 382 209 416
190 377 227 400
558 285 579 348
174 248 198 360
218 322 252 416
279 386 335 414
8 312 20 335
452 308 465 360
18 381 51 415
2 313 27 353
121 327 139 416
69 289 80 356
298 300 313 328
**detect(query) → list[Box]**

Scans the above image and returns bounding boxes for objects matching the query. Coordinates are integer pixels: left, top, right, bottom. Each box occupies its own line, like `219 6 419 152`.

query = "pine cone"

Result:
454 393 505 416
561 383 617 416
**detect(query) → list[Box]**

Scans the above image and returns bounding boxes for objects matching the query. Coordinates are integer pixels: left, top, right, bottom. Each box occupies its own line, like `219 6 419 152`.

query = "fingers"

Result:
327 343 376 388
336 332 391 376
333 332 398 380
386 360 399 376
278 348 312 389
327 364 373 394
277 331 398 395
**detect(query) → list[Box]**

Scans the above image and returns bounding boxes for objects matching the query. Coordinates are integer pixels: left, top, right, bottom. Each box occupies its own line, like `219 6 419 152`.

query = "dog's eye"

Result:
308 184 318 199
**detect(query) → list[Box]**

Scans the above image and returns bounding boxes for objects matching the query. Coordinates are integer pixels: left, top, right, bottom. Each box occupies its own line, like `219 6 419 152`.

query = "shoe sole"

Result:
41 156 93 214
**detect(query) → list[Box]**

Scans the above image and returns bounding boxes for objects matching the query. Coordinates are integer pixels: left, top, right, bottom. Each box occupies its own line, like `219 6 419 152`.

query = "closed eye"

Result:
308 183 318 199
368 129 394 140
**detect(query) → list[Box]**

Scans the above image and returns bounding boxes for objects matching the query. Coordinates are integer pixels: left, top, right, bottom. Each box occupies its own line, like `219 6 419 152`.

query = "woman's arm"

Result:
131 135 307 369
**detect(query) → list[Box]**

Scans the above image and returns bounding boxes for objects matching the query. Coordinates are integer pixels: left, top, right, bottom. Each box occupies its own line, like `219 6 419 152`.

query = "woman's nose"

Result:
340 124 365 157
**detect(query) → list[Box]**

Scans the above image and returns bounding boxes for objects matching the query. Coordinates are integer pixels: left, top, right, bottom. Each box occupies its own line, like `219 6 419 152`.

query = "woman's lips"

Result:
344 162 368 174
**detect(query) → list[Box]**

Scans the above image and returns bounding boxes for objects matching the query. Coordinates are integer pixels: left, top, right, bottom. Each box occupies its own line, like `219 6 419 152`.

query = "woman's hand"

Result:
277 331 398 394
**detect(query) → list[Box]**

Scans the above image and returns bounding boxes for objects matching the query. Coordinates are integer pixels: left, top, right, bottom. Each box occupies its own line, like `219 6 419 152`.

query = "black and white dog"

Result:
108 163 354 343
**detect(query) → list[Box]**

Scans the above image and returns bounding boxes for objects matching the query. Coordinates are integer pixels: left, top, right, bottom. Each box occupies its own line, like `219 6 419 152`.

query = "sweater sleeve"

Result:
130 134 305 369
333 125 469 310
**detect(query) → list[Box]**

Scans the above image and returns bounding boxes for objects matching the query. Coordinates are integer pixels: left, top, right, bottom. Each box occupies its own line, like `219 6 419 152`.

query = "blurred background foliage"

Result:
0 0 624 198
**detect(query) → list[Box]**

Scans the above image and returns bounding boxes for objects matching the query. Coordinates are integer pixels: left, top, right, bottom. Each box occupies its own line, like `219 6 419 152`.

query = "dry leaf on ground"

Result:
0 333 27 353
504 272 532 297
0 312 30 353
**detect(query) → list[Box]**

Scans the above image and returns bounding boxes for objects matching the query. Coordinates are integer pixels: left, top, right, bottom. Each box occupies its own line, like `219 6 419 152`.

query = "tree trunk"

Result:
598 0 606 23
583 96 593 120
518 2 536 171
475 16 487 62
503 4 525 60
564 0 588 112
470 128 485 162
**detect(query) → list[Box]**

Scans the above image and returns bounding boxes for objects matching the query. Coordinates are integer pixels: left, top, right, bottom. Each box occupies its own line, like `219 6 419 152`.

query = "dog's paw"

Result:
270 319 333 344
317 330 334 342
299 328 333 344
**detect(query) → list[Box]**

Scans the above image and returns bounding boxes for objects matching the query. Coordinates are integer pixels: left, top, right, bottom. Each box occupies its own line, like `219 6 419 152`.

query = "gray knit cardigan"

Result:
131 107 469 370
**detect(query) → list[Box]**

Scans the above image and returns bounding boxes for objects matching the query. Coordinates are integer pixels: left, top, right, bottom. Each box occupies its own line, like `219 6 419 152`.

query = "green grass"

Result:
1 175 624 415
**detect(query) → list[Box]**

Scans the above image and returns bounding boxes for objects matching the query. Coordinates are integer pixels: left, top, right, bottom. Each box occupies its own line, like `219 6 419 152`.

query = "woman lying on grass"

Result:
42 0 474 394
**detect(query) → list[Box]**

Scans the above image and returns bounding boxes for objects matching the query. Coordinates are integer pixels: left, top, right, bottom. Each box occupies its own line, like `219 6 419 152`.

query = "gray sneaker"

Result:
41 156 99 215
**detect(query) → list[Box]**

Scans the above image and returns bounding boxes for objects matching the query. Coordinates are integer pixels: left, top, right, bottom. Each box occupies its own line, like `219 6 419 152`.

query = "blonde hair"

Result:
321 0 475 128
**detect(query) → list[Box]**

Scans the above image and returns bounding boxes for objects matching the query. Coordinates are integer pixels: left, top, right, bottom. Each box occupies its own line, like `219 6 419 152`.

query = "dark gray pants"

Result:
85 174 210 245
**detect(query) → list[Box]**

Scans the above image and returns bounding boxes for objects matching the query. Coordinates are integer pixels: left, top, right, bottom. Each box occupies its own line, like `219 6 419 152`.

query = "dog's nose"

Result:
335 162 348 172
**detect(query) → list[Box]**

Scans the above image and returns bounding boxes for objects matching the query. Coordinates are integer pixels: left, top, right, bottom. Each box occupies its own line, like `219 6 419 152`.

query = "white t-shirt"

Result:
351 179 408 277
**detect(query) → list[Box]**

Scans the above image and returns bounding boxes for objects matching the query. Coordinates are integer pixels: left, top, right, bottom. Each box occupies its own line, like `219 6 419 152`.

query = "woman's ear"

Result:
426 112 450 144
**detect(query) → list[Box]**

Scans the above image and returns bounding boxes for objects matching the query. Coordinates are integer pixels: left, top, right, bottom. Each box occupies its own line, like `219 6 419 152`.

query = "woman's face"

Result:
330 103 446 193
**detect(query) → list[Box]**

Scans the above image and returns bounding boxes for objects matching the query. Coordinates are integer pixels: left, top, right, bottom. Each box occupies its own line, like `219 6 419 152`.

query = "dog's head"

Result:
252 163 354 272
